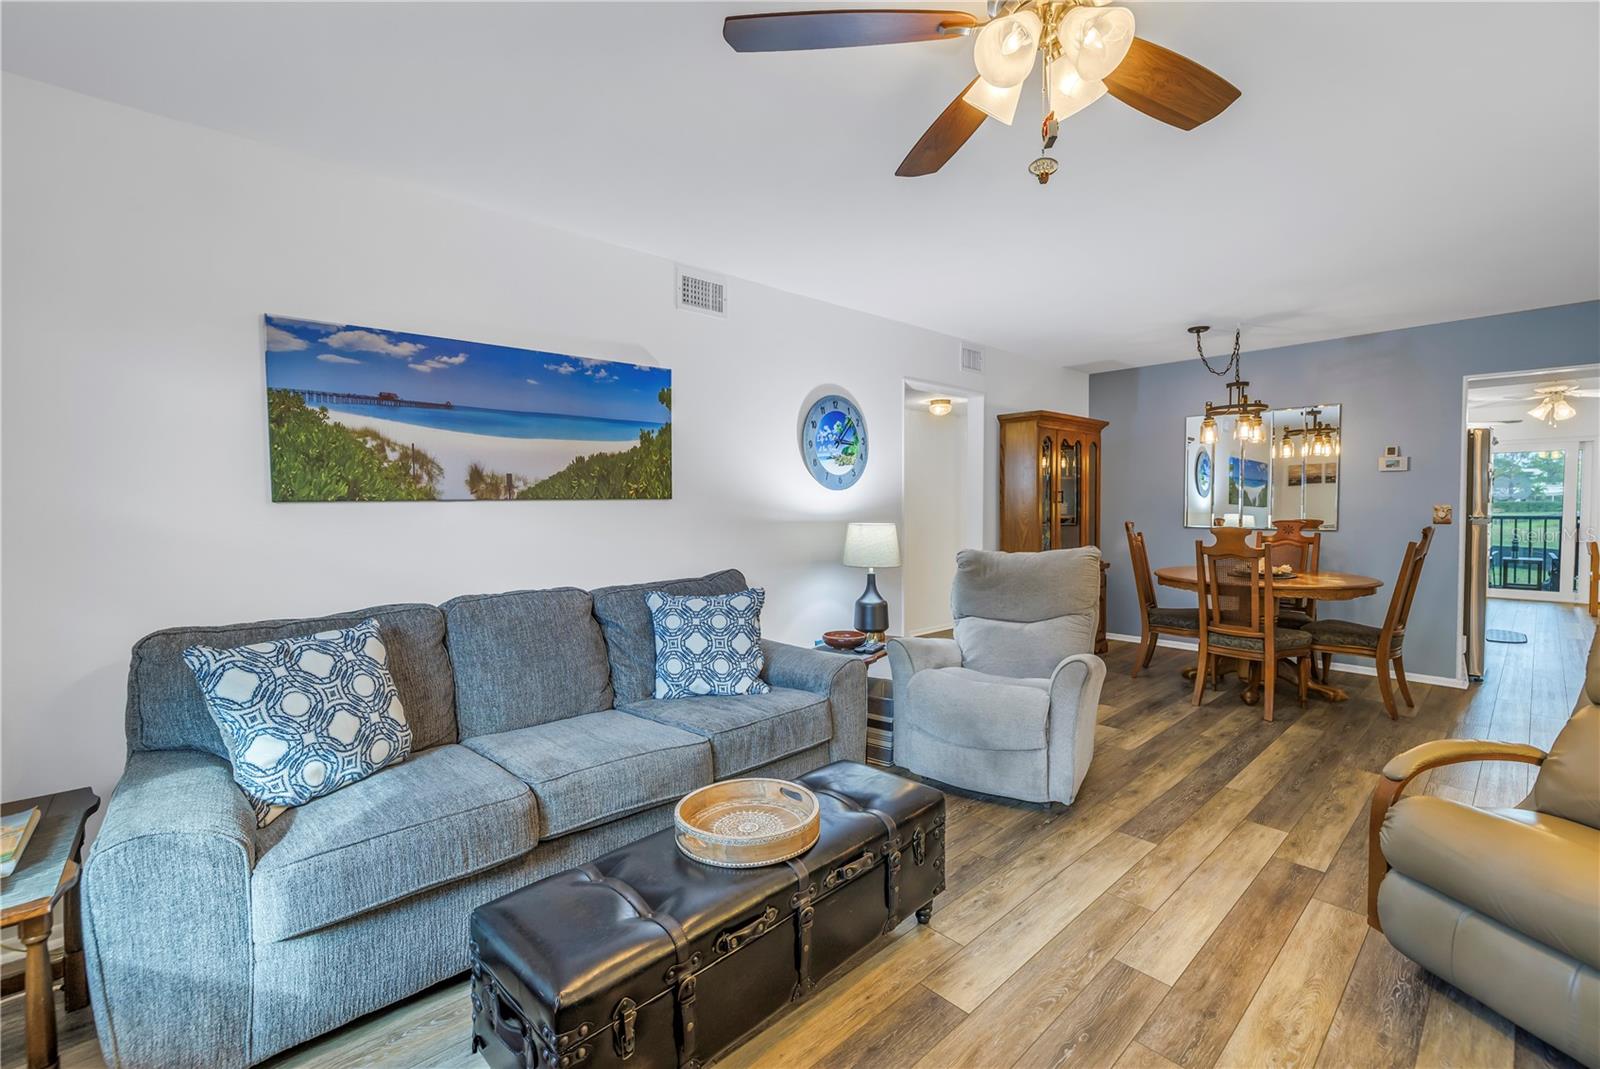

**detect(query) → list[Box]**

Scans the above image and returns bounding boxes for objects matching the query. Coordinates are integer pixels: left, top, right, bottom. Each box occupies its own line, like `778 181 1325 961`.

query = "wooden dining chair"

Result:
1301 526 1435 720
1193 527 1312 722
1125 521 1200 676
1255 524 1323 628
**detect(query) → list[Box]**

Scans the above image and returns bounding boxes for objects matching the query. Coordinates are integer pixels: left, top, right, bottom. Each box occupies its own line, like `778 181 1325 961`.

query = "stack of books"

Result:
1 807 41 878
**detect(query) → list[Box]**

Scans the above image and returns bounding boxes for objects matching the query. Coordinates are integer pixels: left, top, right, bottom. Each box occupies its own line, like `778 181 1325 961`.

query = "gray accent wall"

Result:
1091 301 1599 682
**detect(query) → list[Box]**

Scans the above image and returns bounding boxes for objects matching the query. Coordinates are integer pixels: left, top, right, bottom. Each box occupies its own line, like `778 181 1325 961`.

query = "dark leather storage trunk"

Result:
469 762 945 1069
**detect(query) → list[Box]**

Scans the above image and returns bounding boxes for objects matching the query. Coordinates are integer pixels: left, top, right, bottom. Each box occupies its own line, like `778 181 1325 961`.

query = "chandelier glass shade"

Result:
973 11 1042 88
1048 61 1108 122
1057 5 1135 82
963 77 1024 124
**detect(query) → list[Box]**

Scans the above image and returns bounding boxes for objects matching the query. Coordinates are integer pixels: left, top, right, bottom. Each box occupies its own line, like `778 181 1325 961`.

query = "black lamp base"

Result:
854 570 889 642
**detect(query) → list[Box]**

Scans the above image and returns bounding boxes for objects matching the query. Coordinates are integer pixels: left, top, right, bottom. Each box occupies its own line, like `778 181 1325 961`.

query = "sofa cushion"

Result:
128 603 455 758
1382 795 1600 970
443 588 614 738
250 744 536 941
464 710 711 839
591 570 749 704
620 687 831 776
904 667 1050 752
183 618 413 827
952 547 1101 623
955 617 1083 679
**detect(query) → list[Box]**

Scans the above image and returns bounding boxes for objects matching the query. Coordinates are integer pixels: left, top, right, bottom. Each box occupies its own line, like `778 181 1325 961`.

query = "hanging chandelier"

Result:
1191 325 1268 446
1276 406 1341 459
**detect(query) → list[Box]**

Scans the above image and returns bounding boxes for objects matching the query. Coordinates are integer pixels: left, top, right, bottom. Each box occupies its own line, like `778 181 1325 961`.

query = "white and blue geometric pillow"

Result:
183 618 412 827
645 588 771 699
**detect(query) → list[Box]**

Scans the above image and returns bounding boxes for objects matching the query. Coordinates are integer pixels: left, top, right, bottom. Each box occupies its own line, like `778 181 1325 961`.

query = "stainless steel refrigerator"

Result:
1464 428 1493 680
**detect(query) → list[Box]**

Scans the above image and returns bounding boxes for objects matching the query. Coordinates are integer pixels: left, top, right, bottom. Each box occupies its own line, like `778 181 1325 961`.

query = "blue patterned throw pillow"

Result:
646 588 771 699
183 618 412 827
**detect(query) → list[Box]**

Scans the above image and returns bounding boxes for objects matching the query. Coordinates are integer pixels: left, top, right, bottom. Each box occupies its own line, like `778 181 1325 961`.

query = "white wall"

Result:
901 402 969 635
0 75 1088 820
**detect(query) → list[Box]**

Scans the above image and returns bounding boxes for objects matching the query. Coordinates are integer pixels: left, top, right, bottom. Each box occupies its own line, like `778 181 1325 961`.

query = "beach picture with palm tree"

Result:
264 315 672 502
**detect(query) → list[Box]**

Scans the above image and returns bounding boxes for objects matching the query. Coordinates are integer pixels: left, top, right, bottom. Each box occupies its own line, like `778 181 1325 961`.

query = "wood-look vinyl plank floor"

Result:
12 602 1590 1069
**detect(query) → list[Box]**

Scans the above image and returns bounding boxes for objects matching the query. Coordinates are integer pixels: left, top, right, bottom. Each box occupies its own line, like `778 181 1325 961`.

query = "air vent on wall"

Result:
676 266 727 318
960 345 984 373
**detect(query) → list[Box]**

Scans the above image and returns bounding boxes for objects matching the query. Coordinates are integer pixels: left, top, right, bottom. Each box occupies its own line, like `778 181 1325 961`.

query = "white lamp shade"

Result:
1058 5 1135 82
963 77 1023 125
972 11 1042 89
843 522 901 568
1553 398 1578 421
1529 399 1554 421
1048 63 1108 121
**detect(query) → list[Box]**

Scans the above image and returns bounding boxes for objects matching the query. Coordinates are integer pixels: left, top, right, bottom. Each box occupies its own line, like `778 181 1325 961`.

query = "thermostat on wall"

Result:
1379 445 1409 472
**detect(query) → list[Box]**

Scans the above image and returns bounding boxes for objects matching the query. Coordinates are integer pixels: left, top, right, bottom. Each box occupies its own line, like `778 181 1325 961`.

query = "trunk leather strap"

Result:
577 864 700 1067
785 856 818 1000
811 789 905 930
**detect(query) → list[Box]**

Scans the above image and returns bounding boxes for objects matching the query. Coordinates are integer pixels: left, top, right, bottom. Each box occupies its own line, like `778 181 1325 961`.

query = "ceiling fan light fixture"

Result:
973 11 1042 89
1528 398 1554 423
1047 62 1108 121
1058 5 1135 82
963 77 1023 124
1553 398 1577 422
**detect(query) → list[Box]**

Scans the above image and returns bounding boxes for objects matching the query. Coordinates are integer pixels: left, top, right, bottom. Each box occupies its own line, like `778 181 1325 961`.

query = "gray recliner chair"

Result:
888 547 1106 805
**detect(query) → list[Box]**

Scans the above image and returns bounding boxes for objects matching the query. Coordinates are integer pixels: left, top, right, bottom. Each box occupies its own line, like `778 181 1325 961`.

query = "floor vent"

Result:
960 345 984 373
676 267 727 317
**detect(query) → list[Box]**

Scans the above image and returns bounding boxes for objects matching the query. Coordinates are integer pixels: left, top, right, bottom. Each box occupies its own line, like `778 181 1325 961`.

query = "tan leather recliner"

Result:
1368 631 1600 1067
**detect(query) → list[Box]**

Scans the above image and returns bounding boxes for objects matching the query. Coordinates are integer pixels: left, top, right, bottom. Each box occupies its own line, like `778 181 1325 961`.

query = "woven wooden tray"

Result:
674 778 821 868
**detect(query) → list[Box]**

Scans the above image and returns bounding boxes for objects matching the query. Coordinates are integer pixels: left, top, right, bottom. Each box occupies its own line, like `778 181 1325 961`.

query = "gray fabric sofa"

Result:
81 569 866 1069
888 547 1106 805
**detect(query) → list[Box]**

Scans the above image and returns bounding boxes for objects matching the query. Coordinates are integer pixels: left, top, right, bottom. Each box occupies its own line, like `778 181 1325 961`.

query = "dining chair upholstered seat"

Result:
1208 627 1314 654
1149 607 1201 630
1301 618 1394 652
1276 608 1314 629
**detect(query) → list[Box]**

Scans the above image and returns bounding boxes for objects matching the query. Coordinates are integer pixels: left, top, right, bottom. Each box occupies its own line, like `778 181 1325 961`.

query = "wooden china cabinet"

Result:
998 411 1109 653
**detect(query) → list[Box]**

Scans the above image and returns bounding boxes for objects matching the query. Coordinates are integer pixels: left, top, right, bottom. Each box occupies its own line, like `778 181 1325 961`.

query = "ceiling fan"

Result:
1521 383 1598 426
722 1 1241 182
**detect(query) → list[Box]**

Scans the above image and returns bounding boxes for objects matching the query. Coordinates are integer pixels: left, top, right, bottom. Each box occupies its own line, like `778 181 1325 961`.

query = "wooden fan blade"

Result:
723 9 977 52
1104 38 1241 131
897 78 987 177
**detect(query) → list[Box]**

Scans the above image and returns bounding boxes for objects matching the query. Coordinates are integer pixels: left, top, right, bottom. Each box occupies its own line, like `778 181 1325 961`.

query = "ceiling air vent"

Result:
676 266 727 318
960 345 984 373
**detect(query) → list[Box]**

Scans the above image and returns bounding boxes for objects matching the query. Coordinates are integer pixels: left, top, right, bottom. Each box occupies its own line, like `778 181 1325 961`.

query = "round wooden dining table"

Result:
1153 565 1385 703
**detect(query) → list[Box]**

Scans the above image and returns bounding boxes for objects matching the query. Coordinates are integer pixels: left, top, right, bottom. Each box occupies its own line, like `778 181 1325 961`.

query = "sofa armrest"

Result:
1365 739 1547 934
83 749 257 1069
1045 654 1107 805
763 639 868 764
886 637 962 697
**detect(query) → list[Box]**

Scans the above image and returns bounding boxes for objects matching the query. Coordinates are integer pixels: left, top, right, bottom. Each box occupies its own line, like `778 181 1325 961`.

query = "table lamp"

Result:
843 522 900 642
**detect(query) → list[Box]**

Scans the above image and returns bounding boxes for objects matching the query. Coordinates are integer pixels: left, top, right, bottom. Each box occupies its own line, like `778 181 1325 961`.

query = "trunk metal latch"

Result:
612 998 637 1060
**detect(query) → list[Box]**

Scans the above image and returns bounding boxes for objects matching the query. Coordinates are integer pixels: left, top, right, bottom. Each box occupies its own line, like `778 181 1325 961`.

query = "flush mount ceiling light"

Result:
1190 325 1269 447
723 2 1241 184
928 398 954 416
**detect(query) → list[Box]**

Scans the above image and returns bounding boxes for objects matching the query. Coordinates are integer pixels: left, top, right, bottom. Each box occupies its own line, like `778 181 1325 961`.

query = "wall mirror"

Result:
1183 404 1341 530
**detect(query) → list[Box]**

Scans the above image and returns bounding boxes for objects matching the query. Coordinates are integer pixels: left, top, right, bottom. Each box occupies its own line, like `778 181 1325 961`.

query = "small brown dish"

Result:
822 630 868 650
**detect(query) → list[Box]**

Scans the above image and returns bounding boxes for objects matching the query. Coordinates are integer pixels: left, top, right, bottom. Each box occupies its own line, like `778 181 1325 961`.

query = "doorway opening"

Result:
1461 364 1599 678
901 380 984 638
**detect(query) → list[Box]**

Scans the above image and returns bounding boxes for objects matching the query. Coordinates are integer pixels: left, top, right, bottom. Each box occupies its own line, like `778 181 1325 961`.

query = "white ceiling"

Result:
4 2 1597 369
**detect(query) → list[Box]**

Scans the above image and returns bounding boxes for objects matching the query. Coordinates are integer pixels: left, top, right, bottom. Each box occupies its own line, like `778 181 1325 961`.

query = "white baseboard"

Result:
1104 633 1468 690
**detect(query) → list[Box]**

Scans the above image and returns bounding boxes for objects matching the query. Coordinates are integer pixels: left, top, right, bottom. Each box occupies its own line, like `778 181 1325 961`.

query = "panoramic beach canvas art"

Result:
264 315 671 501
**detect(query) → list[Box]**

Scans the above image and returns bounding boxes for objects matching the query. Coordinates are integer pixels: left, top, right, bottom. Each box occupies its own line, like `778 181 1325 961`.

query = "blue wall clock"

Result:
1194 450 1212 498
801 394 868 490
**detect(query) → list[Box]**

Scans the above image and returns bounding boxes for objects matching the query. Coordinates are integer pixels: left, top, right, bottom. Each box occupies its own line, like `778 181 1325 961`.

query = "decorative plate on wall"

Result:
800 394 868 490
1194 450 1212 498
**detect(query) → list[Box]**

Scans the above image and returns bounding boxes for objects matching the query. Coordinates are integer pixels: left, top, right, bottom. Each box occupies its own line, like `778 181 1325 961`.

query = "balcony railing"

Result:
1489 513 1567 591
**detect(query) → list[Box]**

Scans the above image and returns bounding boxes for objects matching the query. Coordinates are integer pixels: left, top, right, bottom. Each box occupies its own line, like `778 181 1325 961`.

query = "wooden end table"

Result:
2 788 100 1069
